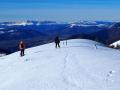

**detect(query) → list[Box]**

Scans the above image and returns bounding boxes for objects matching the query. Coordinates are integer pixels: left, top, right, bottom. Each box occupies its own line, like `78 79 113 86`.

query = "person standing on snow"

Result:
19 41 25 56
55 36 60 48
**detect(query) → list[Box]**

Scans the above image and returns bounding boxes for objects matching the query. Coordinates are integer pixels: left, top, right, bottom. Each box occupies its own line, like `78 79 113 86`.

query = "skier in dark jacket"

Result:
19 41 25 56
55 36 60 48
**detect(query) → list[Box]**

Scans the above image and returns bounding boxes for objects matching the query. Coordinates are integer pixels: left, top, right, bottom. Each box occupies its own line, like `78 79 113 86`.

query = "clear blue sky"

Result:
0 0 120 22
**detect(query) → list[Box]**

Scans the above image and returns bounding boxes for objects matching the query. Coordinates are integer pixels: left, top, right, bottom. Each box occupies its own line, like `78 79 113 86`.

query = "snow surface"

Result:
0 28 4 30
0 39 120 90
7 30 15 33
110 40 120 47
0 31 5 34
4 21 33 26
0 54 6 57
70 23 106 28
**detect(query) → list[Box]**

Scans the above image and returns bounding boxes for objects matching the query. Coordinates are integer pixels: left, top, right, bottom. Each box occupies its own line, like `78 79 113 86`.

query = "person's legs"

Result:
55 43 60 48
22 49 25 56
55 43 57 48
20 50 22 56
20 49 25 56
58 43 60 48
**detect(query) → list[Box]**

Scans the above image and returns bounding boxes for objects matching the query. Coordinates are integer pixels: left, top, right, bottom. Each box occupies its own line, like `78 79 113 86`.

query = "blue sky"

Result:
0 0 120 22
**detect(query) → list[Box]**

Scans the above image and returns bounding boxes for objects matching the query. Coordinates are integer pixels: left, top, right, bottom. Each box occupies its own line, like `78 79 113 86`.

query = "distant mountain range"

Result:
0 20 119 54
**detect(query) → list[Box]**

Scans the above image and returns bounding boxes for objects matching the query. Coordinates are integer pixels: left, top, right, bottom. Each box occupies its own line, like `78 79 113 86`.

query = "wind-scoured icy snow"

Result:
0 39 120 90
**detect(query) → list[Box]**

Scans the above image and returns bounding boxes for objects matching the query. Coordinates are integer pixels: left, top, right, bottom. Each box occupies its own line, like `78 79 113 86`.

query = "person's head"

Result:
20 40 24 44
56 36 59 38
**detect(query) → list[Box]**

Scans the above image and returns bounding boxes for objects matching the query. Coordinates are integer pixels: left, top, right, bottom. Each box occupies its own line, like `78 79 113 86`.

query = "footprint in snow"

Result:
107 71 115 77
25 58 31 62
106 70 115 82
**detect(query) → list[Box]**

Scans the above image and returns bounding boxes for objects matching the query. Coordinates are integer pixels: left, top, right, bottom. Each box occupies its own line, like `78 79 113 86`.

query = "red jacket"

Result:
19 42 25 49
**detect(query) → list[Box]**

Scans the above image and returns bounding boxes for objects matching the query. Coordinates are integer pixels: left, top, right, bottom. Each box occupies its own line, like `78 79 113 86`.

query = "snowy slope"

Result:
0 39 120 90
0 54 6 57
110 40 120 47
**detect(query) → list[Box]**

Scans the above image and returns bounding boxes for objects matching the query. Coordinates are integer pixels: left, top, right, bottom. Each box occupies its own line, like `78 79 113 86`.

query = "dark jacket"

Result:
55 37 60 43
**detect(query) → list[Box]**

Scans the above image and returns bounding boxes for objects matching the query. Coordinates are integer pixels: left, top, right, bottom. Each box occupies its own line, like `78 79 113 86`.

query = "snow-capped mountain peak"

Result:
69 21 111 28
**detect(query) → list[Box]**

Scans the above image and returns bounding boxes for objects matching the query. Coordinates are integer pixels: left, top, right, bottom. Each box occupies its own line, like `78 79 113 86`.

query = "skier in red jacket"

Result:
19 41 25 57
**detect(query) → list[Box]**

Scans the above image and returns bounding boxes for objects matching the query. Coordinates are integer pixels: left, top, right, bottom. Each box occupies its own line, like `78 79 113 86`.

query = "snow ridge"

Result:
0 39 120 90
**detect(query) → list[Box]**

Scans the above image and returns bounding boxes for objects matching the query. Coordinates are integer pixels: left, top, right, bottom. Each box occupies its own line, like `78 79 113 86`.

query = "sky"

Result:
0 0 120 22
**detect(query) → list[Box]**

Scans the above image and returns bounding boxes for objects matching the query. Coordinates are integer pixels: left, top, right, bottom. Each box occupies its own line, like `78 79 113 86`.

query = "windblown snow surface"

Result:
110 40 120 48
0 39 120 90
